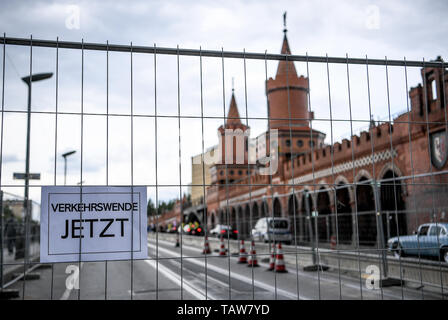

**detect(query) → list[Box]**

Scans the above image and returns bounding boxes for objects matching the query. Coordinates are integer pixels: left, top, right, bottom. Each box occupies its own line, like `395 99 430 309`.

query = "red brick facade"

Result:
204 33 448 247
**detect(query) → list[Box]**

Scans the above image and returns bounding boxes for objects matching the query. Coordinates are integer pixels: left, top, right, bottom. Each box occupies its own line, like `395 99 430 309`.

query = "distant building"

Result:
3 199 32 220
200 28 448 248
190 147 218 207
155 25 448 248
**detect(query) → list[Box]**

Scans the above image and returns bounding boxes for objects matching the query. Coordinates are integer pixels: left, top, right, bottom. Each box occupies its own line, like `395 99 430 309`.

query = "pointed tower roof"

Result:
276 13 297 78
276 33 298 78
266 14 313 130
226 91 242 126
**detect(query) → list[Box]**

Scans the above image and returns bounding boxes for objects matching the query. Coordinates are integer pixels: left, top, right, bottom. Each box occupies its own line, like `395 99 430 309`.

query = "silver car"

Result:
251 217 292 245
387 223 448 262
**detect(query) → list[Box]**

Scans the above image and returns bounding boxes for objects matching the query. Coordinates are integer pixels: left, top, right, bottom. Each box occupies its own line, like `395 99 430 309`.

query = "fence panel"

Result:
0 35 447 300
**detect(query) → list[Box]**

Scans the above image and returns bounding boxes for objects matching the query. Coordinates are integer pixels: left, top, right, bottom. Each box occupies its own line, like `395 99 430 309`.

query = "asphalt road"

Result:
6 237 445 300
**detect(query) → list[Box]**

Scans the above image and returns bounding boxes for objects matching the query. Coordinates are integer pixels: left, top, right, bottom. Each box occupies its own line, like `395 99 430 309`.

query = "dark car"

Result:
210 224 238 239
167 225 178 233
189 224 204 236
179 222 204 236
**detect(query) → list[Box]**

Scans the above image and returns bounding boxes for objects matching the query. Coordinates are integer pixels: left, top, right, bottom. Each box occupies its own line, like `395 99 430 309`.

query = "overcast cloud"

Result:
0 0 447 215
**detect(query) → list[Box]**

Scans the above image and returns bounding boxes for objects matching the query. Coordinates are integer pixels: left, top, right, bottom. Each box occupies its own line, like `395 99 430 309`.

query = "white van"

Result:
251 217 292 245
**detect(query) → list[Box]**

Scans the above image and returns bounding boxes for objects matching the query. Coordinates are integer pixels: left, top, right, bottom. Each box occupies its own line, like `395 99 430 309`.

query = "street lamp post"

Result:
62 150 76 185
20 72 53 261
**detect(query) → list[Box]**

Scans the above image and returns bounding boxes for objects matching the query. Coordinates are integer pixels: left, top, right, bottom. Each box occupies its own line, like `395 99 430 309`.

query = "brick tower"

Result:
210 90 255 186
266 21 325 160
217 90 249 166
266 31 311 130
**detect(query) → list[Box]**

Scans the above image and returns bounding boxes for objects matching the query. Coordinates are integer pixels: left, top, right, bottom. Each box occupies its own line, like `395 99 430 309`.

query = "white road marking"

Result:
148 240 307 300
148 238 420 300
198 272 230 288
146 247 218 300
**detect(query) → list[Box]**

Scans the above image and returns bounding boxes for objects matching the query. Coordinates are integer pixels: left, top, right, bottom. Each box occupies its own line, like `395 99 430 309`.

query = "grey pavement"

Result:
3 238 445 300
1 242 40 281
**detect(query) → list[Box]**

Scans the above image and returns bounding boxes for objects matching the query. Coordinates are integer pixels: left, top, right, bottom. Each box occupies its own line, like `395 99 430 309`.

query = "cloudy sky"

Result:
0 0 447 217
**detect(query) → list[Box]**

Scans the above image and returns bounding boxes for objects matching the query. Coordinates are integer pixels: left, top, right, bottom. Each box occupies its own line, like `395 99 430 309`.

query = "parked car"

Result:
189 224 204 236
179 224 191 234
177 222 204 236
167 225 178 233
387 223 448 262
251 217 292 245
210 224 238 239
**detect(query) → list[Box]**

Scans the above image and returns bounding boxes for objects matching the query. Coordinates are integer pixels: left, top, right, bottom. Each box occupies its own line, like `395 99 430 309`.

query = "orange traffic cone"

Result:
274 243 287 273
237 240 247 264
247 240 259 267
267 242 276 271
202 234 211 254
219 236 227 256
330 235 337 250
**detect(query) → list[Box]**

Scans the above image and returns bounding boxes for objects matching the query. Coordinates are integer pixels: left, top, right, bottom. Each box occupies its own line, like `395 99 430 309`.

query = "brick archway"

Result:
300 190 314 243
335 175 354 203
252 202 260 226
336 182 353 244
244 204 251 237
316 188 332 242
380 169 407 241
273 198 282 217
210 211 216 229
261 200 268 217
219 209 227 225
288 194 299 241
236 206 246 238
230 207 237 230
356 176 377 246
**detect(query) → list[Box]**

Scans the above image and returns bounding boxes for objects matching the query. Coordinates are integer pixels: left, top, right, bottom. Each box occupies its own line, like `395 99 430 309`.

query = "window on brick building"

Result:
285 139 291 147
431 79 438 101
297 140 303 147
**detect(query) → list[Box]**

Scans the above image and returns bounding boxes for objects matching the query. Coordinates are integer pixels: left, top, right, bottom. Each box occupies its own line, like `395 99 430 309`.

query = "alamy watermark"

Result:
365 5 380 30
65 264 80 290
365 265 380 290
65 5 80 30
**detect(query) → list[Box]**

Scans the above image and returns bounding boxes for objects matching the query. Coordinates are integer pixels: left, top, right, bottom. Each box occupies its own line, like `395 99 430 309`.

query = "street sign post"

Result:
13 173 41 180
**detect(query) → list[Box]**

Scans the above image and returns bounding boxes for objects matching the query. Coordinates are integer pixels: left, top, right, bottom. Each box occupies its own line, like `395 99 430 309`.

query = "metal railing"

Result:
0 35 447 300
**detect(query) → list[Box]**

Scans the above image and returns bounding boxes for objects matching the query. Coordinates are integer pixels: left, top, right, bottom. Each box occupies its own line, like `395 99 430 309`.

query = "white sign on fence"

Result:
40 186 148 263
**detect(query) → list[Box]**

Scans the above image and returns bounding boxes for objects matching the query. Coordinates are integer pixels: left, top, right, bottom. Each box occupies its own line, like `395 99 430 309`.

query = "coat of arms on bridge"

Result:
430 130 448 169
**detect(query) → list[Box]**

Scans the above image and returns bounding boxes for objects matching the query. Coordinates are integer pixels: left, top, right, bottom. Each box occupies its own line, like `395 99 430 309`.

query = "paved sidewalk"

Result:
1 242 40 284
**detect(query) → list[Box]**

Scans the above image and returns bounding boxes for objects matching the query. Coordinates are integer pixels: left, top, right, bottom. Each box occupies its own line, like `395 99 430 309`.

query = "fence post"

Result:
0 190 3 289
305 192 316 265
373 181 403 287
303 191 329 272
373 181 388 278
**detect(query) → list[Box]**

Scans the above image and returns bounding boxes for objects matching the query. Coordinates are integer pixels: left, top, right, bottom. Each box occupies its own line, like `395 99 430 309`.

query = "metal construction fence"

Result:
0 35 447 300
